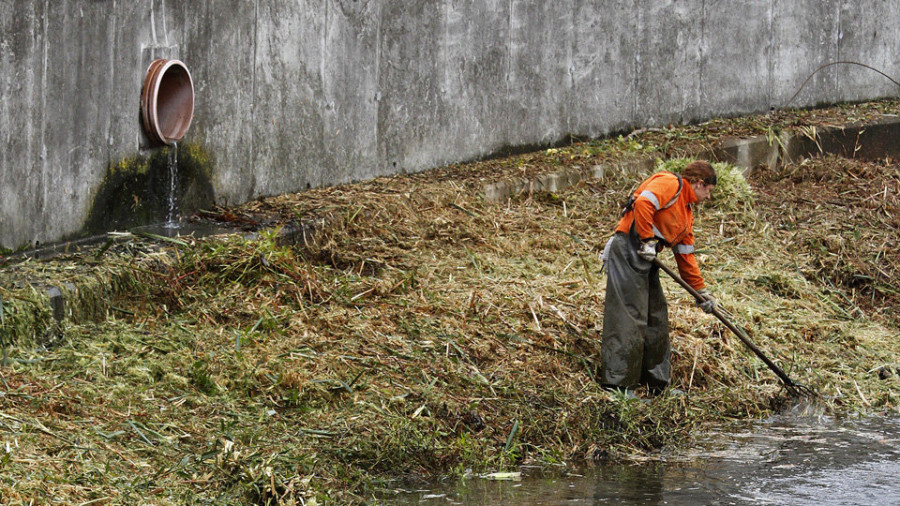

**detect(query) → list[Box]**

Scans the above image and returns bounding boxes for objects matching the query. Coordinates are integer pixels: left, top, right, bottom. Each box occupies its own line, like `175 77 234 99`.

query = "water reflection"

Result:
388 415 900 505
132 221 229 239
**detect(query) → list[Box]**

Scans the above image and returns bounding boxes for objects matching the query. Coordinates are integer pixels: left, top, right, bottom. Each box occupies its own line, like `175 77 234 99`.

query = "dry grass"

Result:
0 99 898 504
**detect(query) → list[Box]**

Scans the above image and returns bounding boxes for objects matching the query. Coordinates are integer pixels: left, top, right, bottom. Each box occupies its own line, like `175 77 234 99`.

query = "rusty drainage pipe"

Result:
141 59 194 145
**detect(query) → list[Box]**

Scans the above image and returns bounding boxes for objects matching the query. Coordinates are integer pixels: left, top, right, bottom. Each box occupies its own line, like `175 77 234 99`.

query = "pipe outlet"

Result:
141 59 194 145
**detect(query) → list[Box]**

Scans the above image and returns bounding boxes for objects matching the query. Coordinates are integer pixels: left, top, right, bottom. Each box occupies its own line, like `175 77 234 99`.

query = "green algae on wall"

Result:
83 143 216 235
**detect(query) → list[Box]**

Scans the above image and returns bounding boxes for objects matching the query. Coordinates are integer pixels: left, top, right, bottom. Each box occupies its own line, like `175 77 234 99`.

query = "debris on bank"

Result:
0 99 898 504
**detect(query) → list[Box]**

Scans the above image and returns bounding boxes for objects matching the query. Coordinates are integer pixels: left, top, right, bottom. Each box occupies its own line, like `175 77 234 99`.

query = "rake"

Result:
653 258 816 398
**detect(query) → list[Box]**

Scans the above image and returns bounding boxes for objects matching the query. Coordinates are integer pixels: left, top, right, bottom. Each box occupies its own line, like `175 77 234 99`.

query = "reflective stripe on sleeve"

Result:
652 225 665 240
639 190 661 210
673 244 695 255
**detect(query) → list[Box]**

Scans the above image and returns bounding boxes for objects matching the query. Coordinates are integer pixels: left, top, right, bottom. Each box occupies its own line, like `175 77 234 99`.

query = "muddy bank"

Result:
0 100 898 504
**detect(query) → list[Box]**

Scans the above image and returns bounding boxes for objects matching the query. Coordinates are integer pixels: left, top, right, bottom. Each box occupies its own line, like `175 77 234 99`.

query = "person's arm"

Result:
672 235 706 291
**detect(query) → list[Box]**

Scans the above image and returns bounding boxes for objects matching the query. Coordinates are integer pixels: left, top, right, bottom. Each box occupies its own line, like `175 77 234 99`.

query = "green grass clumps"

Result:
655 157 754 214
0 99 898 503
0 288 56 350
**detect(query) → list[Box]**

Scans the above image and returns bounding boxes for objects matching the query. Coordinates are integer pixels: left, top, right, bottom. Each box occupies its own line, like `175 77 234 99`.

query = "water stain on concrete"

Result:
83 143 216 235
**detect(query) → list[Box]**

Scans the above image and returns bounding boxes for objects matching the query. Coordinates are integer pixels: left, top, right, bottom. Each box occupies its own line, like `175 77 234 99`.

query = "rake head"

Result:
783 380 817 399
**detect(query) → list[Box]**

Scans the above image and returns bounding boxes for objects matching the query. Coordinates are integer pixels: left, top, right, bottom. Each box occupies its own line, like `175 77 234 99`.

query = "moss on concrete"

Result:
83 142 215 235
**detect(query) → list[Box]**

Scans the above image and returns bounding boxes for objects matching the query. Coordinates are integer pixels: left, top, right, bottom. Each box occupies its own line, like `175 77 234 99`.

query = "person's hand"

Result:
637 239 658 262
696 289 716 314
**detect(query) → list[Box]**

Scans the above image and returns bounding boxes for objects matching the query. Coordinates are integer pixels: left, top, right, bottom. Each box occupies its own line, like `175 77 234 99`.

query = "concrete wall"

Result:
1 0 899 250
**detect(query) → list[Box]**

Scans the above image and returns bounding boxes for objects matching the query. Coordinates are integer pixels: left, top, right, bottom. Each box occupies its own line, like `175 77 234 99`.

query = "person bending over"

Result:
600 160 718 397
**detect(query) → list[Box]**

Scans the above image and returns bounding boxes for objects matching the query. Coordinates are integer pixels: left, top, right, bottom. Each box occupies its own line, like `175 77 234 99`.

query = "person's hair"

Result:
682 160 717 185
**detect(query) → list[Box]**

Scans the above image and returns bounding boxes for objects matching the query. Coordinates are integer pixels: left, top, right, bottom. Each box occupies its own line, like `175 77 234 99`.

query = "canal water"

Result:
386 408 900 505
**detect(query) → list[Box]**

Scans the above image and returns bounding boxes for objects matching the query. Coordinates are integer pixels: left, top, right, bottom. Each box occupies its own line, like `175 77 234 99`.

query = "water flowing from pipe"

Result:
165 141 179 229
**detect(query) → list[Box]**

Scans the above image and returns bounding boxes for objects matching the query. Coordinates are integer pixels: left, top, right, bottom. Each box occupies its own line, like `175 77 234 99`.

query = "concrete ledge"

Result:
480 114 900 203
715 136 780 170
481 158 655 204
483 168 586 203
273 215 338 249
782 115 900 164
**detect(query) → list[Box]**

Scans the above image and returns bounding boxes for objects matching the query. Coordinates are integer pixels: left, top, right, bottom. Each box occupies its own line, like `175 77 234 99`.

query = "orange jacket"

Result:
616 171 706 290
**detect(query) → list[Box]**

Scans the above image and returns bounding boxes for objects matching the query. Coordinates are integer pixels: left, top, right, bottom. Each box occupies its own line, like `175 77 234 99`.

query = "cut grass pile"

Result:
0 99 898 504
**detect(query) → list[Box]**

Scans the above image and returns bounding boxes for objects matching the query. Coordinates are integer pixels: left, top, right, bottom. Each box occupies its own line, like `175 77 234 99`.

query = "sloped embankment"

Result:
754 154 900 322
0 104 899 503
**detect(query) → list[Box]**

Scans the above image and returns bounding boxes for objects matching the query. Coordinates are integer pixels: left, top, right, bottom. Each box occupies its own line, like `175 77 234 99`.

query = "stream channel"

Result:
384 404 900 505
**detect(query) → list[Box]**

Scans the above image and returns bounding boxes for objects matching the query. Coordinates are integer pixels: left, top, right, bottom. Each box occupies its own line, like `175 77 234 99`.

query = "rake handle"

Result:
652 258 801 390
